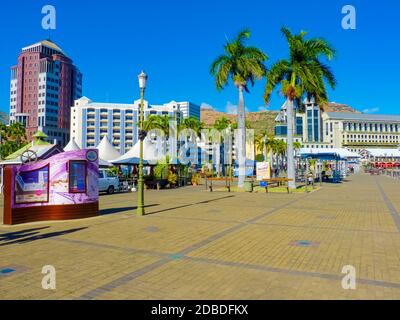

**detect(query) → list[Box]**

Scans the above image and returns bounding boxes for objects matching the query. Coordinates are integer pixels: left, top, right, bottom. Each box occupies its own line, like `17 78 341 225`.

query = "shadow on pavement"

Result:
0 227 50 242
100 204 160 215
147 195 235 215
0 227 87 246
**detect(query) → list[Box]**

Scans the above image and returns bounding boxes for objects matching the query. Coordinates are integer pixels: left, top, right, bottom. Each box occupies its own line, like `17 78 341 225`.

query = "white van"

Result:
99 169 119 194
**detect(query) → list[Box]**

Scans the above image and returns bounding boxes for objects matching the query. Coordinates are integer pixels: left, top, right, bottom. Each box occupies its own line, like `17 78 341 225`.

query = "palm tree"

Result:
293 141 302 157
211 29 268 187
213 117 233 176
255 134 265 161
145 114 171 137
178 116 204 137
264 27 336 189
264 135 277 176
213 116 232 131
275 140 287 174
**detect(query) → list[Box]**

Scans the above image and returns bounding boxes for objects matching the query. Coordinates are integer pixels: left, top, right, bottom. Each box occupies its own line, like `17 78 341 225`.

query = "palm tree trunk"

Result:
216 142 221 177
263 143 267 163
237 85 246 188
269 150 273 177
286 98 296 189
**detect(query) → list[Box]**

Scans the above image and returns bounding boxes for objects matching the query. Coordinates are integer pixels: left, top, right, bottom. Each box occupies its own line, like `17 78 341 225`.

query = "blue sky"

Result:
1 0 399 115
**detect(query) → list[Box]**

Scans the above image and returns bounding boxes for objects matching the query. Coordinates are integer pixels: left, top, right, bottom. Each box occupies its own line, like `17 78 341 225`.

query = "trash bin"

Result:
243 180 253 192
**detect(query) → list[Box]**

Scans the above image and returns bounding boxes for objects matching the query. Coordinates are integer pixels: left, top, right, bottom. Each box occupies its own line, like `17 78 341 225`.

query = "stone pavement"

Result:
1 173 400 299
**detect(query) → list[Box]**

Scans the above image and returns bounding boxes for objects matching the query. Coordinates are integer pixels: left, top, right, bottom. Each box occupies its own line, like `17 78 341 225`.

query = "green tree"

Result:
212 117 233 177
275 140 287 174
143 114 171 137
0 123 28 159
264 27 336 189
293 141 302 157
213 116 232 131
178 116 204 137
210 28 268 187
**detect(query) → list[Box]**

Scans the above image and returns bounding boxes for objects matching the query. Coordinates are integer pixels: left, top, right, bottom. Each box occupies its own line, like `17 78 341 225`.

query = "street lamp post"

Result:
137 70 148 216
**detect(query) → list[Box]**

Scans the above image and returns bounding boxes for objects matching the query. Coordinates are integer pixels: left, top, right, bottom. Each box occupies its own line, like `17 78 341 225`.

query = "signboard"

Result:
256 162 270 181
15 165 49 204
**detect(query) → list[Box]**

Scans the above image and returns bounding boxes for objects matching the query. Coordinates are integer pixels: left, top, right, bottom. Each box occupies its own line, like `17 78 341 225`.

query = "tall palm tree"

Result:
264 27 336 189
211 29 268 187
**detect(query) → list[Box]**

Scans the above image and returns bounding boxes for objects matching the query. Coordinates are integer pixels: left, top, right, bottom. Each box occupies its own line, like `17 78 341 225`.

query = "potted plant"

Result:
154 158 169 189
167 170 178 188
191 173 201 186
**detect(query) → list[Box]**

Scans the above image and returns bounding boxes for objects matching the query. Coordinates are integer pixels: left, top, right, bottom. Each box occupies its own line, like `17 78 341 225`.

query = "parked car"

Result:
98 169 119 194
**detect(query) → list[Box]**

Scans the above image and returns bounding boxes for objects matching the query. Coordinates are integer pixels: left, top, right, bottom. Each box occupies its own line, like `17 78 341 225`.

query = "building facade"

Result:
9 40 82 146
275 98 330 148
322 112 400 152
274 99 400 152
71 97 200 155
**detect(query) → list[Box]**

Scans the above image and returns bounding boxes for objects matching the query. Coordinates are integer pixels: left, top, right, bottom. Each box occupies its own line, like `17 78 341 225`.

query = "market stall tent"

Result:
97 136 121 161
63 137 81 152
111 138 160 165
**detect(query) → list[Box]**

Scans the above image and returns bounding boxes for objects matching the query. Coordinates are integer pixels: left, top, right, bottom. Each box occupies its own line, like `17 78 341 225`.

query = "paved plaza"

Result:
1 173 400 299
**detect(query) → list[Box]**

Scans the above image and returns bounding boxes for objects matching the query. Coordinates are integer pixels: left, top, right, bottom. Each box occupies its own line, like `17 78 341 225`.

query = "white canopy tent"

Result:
63 137 81 152
112 138 160 165
97 136 121 161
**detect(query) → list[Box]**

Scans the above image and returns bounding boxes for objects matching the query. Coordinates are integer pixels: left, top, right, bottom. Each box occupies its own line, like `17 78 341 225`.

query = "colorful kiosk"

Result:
3 148 99 225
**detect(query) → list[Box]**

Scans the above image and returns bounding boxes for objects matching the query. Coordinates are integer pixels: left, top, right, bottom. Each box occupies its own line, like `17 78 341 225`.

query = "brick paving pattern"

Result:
1 173 400 299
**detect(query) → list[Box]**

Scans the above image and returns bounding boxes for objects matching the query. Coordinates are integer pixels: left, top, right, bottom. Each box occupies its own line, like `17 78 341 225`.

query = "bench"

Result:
260 178 293 194
206 177 234 192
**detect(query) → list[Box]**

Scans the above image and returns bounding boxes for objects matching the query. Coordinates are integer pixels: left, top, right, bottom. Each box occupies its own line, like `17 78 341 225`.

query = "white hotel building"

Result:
70 97 200 155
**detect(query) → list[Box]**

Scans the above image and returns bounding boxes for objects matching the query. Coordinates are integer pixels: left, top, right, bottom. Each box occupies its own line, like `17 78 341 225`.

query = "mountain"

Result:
324 102 360 113
0 111 8 124
201 108 278 136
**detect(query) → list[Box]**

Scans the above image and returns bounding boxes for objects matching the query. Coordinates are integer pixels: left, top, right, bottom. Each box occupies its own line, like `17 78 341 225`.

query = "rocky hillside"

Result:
324 102 360 113
201 101 360 136
201 108 278 136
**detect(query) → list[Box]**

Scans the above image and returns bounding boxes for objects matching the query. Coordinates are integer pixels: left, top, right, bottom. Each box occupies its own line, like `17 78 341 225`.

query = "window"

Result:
69 161 87 193
15 165 49 204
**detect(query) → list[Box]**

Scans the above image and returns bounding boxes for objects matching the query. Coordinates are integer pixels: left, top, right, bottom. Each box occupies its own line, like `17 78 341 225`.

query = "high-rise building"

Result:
70 97 200 155
9 39 82 146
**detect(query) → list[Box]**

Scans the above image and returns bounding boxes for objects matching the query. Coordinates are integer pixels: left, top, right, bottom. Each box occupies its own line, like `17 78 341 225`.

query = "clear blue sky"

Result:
1 0 399 115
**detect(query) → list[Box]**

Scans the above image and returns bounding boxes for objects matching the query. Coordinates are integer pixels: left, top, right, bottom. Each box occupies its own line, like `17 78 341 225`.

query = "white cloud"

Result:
362 107 379 114
257 106 267 112
225 101 237 114
200 102 214 110
225 101 249 115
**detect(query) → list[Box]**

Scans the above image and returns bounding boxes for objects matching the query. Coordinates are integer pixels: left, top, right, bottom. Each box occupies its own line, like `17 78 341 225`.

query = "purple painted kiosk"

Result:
3 149 99 225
